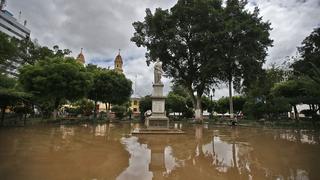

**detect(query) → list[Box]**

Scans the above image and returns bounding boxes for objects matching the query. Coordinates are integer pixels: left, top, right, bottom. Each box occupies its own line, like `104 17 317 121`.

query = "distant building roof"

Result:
0 9 30 39
2 10 13 17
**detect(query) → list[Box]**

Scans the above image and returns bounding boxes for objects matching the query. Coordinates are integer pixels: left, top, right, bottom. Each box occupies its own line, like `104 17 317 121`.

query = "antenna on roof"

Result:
135 74 137 95
18 11 21 21
0 0 6 10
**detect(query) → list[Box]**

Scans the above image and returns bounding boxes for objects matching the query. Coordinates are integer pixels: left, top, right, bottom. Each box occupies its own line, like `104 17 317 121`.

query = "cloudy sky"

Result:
6 0 320 99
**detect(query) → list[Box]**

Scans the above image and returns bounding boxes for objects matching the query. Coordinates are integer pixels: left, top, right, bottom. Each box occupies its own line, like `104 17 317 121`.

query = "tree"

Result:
288 27 320 121
131 0 224 121
87 64 105 119
0 32 18 74
270 77 320 121
131 0 272 121
216 96 246 114
243 65 290 119
218 0 273 119
111 105 127 120
139 95 152 121
0 74 30 126
166 92 187 115
87 68 132 119
19 57 91 119
292 27 320 77
73 99 95 116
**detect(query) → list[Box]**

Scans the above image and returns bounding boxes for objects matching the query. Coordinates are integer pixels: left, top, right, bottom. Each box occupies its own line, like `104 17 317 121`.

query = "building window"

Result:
133 100 138 105
133 108 137 112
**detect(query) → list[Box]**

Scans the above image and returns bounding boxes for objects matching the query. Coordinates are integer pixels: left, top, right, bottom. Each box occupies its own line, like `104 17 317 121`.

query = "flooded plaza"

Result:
0 123 319 180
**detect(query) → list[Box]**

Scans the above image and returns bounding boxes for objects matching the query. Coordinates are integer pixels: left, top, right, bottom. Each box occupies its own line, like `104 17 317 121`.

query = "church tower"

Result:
76 48 85 65
114 49 123 73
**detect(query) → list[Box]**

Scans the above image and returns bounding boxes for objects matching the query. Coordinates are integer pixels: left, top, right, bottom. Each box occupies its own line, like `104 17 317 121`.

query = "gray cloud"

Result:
6 0 320 99
247 0 320 65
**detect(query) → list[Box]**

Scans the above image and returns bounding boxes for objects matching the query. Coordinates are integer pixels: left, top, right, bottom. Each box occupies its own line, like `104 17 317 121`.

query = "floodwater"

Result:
0 123 320 180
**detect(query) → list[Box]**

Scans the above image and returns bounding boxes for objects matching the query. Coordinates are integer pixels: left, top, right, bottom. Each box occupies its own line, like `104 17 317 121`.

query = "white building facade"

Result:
0 10 30 39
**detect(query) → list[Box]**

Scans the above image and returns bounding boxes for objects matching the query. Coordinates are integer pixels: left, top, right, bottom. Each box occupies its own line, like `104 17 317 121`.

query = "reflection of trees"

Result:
0 124 129 180
6 124 317 179
244 128 320 179
117 136 152 180
148 126 320 180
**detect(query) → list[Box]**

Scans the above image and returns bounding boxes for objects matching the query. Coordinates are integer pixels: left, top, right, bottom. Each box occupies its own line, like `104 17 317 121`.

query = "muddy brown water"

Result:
0 123 319 180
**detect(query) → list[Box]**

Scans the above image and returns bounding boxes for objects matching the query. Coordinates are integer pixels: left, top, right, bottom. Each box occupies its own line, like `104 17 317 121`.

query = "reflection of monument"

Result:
145 59 169 129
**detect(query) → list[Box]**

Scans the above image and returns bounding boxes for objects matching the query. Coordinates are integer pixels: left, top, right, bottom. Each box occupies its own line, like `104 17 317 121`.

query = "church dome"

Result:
76 48 85 64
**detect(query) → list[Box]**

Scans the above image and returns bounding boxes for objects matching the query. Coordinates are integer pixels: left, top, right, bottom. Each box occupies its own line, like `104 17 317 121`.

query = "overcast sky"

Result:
6 0 320 99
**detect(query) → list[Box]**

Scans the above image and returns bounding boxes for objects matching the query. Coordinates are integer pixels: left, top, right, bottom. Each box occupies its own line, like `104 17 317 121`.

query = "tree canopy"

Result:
88 67 132 106
19 57 92 118
131 0 272 120
292 27 320 77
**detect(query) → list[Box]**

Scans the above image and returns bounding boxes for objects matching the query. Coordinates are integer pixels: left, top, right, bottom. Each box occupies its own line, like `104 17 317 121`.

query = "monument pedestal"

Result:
131 59 185 134
145 83 169 129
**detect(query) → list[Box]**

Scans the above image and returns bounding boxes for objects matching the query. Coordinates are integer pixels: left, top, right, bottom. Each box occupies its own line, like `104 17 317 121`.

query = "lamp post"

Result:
210 89 215 119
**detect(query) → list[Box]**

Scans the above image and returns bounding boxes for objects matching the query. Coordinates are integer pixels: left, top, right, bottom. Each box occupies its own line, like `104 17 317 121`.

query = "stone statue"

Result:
154 58 164 84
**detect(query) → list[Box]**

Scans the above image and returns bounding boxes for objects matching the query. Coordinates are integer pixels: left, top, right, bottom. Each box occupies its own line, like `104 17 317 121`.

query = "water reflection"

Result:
276 129 320 144
117 136 152 180
0 124 319 180
119 125 319 179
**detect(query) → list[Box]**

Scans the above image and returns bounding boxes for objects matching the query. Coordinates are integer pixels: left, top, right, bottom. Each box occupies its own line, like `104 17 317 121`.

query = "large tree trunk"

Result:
1 106 6 127
195 95 203 122
228 75 234 119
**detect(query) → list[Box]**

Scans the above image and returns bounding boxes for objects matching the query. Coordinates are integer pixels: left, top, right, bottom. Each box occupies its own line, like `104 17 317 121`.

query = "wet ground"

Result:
0 123 319 180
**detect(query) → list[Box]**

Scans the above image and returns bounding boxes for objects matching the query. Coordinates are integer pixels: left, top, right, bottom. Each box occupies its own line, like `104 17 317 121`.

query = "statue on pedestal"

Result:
154 58 164 84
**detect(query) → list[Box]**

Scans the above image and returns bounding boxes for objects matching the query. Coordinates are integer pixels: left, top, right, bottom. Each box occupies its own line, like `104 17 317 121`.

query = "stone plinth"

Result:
145 83 169 129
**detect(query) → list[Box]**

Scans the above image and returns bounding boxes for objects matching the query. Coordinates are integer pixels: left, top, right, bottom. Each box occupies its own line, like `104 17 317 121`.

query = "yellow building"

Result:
76 48 85 65
130 95 140 115
114 50 123 73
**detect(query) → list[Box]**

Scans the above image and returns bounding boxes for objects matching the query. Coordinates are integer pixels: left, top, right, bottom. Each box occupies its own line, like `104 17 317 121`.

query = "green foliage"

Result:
166 92 187 113
139 95 152 116
0 74 31 125
216 96 246 114
292 27 320 77
131 0 272 120
171 84 189 97
0 32 71 76
111 105 126 120
0 32 18 74
243 65 293 119
219 1 273 92
131 0 226 118
73 99 95 116
272 77 320 105
243 96 291 119
19 57 92 116
87 68 132 105
201 96 218 114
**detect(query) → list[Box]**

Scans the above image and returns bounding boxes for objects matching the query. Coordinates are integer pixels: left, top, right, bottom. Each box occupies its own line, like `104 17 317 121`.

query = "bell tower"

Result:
76 48 85 65
114 49 123 73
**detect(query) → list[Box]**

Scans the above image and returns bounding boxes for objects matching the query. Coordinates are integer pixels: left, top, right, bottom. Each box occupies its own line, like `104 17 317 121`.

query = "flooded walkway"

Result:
0 123 319 180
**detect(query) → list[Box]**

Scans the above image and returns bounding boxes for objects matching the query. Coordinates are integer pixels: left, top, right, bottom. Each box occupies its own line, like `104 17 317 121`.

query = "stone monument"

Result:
145 59 169 129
